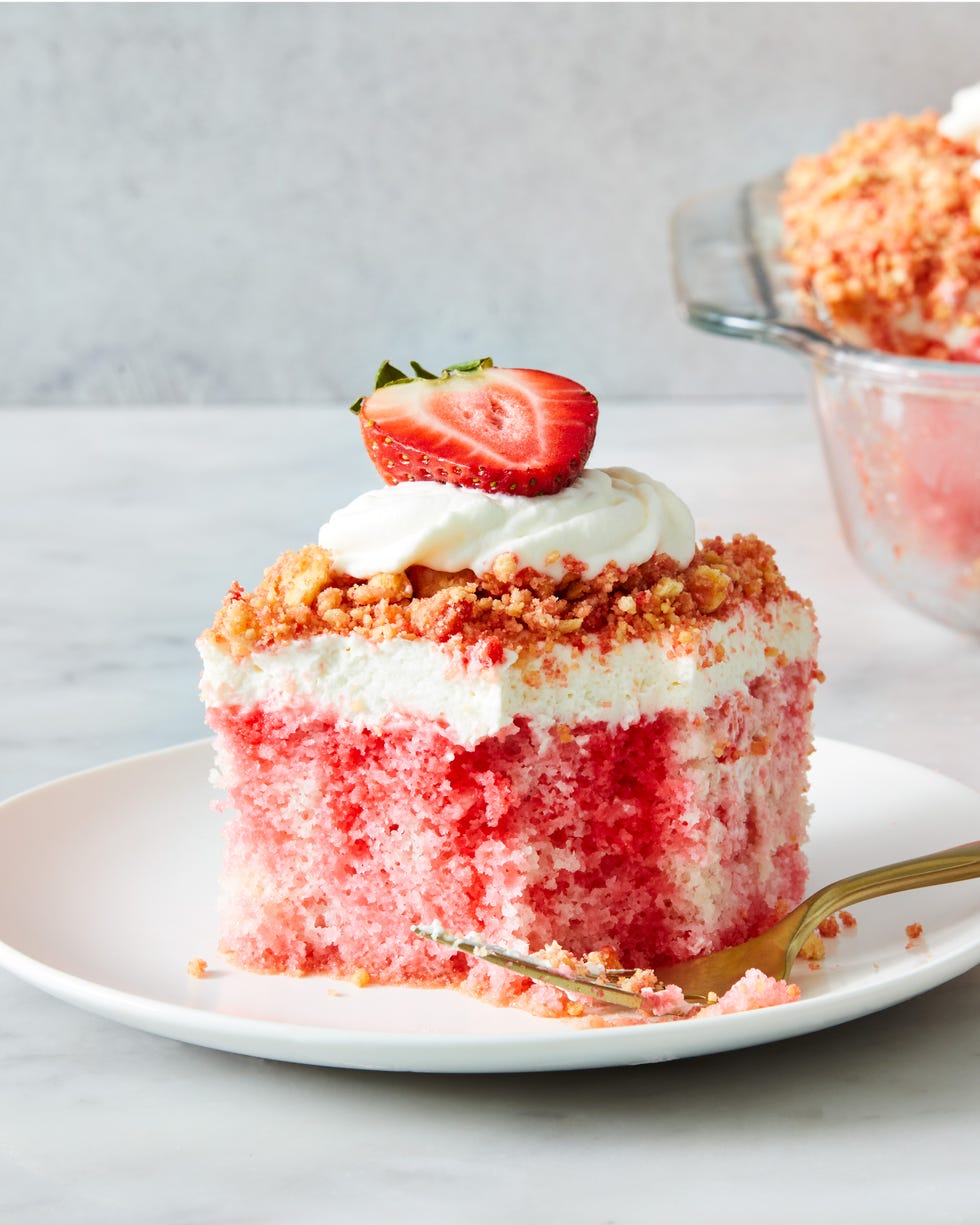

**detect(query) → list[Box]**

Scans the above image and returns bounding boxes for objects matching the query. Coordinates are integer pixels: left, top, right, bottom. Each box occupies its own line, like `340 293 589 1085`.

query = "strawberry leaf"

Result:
374 360 410 390
348 396 365 415
409 361 438 380
441 357 493 375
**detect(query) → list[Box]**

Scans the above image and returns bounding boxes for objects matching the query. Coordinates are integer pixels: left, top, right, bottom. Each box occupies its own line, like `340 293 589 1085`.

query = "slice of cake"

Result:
198 359 820 1012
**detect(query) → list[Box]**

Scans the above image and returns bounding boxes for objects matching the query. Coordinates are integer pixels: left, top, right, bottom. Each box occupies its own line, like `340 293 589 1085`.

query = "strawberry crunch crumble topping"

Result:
782 111 980 358
203 534 806 663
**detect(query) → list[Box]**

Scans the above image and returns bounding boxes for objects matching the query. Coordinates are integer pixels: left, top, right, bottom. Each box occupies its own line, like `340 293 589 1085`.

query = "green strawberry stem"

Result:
441 357 492 374
349 357 494 414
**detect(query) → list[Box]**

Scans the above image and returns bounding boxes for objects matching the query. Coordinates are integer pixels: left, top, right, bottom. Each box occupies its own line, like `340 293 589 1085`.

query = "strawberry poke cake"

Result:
198 358 820 1015
781 88 980 605
782 85 980 361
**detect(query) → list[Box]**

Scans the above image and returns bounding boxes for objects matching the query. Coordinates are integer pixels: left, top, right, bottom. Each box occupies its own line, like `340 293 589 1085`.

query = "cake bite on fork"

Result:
415 839 980 1019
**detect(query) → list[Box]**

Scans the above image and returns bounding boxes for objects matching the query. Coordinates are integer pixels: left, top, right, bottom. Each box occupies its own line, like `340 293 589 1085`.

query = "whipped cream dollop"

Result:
939 82 980 175
318 467 696 580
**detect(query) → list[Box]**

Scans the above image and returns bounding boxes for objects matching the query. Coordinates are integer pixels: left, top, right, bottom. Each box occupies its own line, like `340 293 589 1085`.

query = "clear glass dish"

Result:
672 175 980 636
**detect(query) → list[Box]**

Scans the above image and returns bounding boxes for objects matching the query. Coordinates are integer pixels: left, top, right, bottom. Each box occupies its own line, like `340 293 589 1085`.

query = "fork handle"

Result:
787 840 980 964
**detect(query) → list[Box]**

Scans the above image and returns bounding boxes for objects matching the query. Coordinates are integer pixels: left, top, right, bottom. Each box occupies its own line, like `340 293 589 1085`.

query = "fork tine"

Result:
412 924 650 1010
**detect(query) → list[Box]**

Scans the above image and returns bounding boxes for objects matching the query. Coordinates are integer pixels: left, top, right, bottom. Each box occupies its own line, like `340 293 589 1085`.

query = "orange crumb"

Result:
807 961 822 972
798 932 826 961
818 916 840 939
839 910 857 928
905 922 923 940
350 967 372 988
186 958 208 979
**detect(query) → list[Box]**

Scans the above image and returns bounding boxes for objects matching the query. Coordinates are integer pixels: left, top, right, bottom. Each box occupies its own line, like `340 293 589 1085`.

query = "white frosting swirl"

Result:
318 467 696 580
939 82 980 144
939 83 980 176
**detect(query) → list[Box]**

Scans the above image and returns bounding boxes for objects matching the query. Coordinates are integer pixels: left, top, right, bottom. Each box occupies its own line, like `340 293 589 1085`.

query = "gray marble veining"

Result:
1 402 978 1223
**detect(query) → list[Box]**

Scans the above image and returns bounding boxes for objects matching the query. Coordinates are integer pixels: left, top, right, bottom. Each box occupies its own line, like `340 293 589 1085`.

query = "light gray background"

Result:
6 1 980 405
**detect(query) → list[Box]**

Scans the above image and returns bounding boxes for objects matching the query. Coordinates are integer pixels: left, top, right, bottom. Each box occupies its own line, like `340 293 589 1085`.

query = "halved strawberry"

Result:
350 358 598 496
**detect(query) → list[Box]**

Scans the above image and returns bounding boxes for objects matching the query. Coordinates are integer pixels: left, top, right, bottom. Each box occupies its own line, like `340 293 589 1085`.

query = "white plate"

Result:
0 738 978 1073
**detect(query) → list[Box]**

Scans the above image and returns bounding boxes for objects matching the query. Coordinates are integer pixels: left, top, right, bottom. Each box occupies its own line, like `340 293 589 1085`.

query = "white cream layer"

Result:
199 600 816 749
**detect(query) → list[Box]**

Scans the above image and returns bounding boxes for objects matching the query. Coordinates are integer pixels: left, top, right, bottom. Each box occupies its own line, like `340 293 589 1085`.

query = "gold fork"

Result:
413 840 980 1009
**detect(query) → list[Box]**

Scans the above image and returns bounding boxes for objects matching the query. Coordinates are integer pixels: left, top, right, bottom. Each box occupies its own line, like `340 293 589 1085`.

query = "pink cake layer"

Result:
206 658 817 1002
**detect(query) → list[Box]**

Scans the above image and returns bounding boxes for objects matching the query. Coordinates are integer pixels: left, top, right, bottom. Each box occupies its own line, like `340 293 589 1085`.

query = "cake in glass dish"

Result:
777 88 980 628
675 87 980 633
197 359 820 1015
782 85 980 361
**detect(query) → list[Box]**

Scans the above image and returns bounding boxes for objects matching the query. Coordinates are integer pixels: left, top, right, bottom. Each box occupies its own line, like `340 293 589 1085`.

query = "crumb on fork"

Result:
797 931 825 961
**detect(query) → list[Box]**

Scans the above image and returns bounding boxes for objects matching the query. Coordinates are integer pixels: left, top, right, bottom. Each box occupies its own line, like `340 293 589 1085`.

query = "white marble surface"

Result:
2 401 979 1224
8 4 980 404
